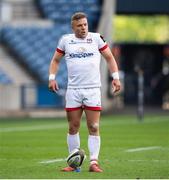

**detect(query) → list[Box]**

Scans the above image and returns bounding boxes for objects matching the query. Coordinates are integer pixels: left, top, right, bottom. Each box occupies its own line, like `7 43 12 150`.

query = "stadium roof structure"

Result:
116 0 169 15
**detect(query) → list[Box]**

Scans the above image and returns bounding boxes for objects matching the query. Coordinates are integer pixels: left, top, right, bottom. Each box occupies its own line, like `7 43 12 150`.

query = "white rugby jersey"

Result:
56 32 108 88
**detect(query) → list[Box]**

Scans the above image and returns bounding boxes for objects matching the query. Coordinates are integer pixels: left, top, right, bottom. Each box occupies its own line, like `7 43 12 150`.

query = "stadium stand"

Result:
1 0 102 88
0 67 13 84
37 0 102 31
0 28 13 84
1 25 70 88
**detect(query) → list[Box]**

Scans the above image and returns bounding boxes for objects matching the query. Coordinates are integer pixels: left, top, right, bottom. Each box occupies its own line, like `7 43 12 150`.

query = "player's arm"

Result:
48 51 64 92
101 46 121 93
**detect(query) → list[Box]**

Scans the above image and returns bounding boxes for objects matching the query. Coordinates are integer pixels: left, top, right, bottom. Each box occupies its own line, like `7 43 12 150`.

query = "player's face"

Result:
72 18 88 39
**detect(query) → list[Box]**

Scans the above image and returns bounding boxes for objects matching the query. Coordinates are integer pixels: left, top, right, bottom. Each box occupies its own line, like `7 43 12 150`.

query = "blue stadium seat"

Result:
38 0 101 31
1 25 69 87
0 68 13 84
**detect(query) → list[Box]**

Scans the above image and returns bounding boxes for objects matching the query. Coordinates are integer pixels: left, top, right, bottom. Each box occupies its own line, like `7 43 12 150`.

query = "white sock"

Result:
67 133 80 153
88 135 100 163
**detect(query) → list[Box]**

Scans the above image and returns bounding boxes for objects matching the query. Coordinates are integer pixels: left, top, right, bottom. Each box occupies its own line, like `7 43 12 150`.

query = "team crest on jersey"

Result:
87 38 92 43
78 47 86 53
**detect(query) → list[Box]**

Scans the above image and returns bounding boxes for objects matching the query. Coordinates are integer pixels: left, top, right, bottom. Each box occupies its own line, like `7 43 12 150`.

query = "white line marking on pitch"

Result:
125 146 162 152
0 124 66 133
128 159 168 162
39 158 66 164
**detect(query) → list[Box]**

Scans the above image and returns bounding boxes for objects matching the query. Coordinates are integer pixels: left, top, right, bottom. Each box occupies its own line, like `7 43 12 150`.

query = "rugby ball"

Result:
67 148 85 168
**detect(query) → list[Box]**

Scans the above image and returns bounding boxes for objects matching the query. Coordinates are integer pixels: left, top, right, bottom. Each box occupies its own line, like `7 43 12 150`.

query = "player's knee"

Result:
89 122 99 134
69 122 80 134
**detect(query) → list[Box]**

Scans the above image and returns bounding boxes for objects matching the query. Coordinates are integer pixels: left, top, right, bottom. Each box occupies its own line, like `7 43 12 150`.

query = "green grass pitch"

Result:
0 114 169 179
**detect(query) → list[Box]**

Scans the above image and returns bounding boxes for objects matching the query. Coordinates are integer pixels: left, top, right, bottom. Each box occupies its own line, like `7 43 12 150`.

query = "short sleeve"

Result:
98 34 108 52
56 36 65 54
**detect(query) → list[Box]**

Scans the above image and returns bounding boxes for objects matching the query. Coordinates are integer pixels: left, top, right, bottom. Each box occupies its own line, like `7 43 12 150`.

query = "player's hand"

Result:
48 80 59 93
112 79 121 93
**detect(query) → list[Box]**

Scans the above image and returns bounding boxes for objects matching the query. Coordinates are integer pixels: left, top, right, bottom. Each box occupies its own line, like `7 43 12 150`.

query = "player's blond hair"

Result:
71 12 87 25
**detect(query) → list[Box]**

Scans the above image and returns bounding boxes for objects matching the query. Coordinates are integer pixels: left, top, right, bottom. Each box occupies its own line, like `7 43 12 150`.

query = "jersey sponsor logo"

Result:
69 52 94 58
68 47 94 59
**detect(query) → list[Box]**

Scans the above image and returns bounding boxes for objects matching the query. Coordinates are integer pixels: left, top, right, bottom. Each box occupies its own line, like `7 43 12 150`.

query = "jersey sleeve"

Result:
56 36 65 54
98 34 108 52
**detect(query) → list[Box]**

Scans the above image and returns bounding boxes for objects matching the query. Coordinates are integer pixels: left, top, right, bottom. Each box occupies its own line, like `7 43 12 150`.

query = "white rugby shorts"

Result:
65 88 102 111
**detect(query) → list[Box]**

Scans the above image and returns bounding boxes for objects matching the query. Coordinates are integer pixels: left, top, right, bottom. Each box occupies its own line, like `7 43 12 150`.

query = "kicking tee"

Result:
56 32 108 88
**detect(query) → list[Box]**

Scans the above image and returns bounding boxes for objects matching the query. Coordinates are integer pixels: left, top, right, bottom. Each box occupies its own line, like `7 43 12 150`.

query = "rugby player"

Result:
48 12 121 172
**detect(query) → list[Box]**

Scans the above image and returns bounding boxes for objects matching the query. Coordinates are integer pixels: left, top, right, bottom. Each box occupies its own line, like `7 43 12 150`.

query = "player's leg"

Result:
66 109 83 153
84 109 103 172
62 109 83 172
85 109 101 160
65 89 83 153
62 89 83 172
82 87 103 172
84 109 100 136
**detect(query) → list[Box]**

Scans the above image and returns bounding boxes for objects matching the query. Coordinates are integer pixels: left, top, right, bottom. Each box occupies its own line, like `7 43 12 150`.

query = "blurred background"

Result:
0 0 169 118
